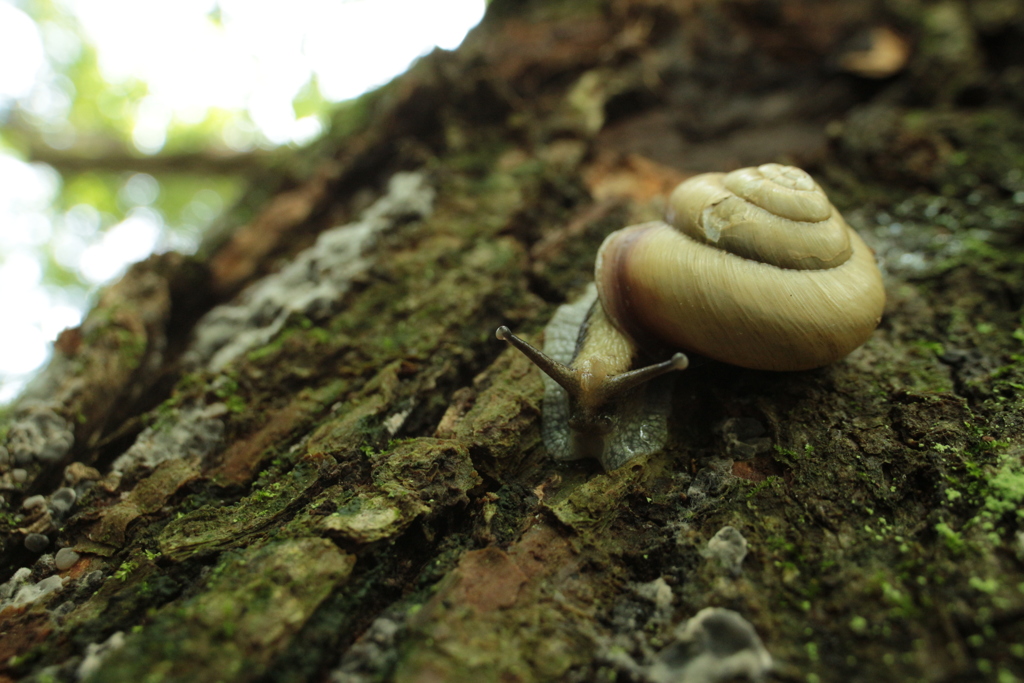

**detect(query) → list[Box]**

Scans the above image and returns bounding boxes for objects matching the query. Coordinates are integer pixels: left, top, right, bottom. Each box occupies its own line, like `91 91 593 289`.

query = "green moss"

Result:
212 374 239 399
246 332 291 363
158 453 332 562
114 560 139 582
223 395 246 414
88 538 355 683
911 339 945 357
113 327 147 367
326 87 380 139
984 455 1024 519
308 327 331 345
969 577 1000 595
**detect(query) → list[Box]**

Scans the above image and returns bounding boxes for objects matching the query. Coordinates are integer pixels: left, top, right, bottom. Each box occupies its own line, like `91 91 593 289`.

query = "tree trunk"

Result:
2 1 1023 681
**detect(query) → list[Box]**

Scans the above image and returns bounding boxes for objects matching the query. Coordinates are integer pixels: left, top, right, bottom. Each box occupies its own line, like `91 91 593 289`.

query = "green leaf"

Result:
293 75 327 120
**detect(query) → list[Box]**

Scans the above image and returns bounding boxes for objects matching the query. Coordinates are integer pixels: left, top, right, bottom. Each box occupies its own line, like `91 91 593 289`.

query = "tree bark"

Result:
2 1 1023 681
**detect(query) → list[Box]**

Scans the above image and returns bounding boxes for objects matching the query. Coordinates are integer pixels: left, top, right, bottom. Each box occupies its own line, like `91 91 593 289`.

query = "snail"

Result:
496 163 885 471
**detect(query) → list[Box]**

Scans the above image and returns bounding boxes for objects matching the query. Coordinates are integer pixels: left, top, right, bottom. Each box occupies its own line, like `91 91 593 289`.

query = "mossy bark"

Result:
3 1 1024 682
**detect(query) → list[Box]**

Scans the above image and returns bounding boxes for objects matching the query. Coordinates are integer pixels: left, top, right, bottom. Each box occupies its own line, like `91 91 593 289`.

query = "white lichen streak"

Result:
0 567 67 611
110 171 435 478
3 402 75 467
111 401 229 476
186 171 436 372
77 631 126 681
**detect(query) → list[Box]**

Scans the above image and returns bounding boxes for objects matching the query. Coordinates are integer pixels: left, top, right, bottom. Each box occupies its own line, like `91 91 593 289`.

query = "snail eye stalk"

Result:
495 326 687 410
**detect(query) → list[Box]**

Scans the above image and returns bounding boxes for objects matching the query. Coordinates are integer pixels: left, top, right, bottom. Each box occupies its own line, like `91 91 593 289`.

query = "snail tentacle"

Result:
495 325 688 420
496 325 577 393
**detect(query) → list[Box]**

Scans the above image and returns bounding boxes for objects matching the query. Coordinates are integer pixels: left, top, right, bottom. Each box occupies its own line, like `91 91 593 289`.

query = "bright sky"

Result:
0 0 486 403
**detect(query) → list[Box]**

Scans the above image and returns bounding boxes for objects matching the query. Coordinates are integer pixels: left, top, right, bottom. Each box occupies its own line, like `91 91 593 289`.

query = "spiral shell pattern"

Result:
596 164 885 372
668 163 853 271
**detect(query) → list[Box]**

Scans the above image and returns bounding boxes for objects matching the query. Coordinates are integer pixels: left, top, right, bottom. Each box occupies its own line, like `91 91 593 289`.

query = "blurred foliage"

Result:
0 0 334 299
293 76 329 121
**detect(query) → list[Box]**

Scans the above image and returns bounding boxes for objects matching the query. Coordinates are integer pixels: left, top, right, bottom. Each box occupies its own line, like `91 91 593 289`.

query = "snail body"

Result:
527 284 680 470
497 164 884 470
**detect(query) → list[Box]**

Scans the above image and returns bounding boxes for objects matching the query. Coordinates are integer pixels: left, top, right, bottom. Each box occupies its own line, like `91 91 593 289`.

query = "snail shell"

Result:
596 163 885 371
497 163 885 470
